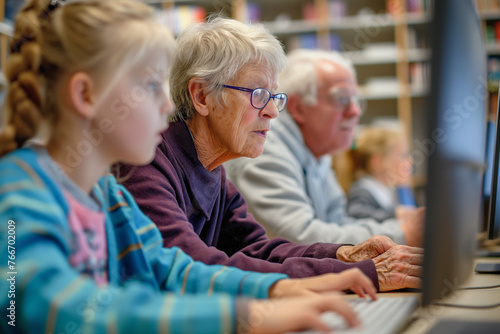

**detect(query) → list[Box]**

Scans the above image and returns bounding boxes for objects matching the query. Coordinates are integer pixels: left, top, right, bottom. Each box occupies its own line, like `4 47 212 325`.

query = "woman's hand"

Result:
268 268 377 300
246 293 359 334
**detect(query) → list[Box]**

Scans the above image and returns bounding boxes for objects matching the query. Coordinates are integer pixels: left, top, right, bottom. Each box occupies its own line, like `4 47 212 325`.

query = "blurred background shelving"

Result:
1 0 498 191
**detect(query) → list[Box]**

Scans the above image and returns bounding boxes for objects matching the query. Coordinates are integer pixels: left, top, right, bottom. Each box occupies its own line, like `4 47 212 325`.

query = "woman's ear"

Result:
68 72 96 119
287 95 307 125
188 78 209 117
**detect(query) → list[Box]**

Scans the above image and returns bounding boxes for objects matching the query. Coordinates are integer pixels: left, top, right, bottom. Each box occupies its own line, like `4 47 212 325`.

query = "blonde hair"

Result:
169 16 286 122
352 126 406 176
0 0 176 157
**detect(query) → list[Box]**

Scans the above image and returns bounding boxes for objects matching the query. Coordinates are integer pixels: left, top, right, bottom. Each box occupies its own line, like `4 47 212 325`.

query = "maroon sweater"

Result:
118 121 379 289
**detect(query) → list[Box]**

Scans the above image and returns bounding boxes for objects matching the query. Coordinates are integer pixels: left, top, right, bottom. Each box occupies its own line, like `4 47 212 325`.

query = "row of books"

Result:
386 0 432 15
154 6 206 36
302 0 348 22
488 56 500 94
409 62 429 92
485 22 500 46
286 33 342 52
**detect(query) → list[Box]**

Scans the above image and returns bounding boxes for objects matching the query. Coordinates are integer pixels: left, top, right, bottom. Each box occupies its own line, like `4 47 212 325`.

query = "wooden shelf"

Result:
139 0 431 151
345 48 429 65
480 10 500 20
263 12 429 36
486 44 500 55
359 86 428 100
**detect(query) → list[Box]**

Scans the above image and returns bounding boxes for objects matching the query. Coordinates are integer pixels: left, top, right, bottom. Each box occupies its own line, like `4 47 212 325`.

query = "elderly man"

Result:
225 49 423 247
117 18 423 292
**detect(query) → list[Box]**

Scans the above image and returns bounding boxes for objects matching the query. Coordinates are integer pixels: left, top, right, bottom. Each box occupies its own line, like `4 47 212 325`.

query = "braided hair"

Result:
0 0 175 157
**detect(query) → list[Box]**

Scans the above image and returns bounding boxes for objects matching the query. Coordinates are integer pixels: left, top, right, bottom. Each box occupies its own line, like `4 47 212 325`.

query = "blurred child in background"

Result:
347 125 417 222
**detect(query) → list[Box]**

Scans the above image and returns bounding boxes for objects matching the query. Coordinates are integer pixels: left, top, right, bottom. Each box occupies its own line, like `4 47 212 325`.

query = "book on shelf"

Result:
386 0 432 15
483 21 500 46
154 5 206 36
300 0 348 23
287 33 318 51
409 62 430 92
328 0 347 19
286 33 343 52
245 2 262 23
488 56 500 94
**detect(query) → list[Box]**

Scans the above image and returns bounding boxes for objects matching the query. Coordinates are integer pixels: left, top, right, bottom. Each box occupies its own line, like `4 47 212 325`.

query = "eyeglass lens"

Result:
251 88 287 111
330 91 366 113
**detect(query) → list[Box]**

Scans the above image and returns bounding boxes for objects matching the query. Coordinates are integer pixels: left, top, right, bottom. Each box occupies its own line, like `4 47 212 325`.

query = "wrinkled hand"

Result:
336 235 397 263
269 268 377 300
400 206 426 247
335 235 424 292
372 245 423 291
247 293 359 334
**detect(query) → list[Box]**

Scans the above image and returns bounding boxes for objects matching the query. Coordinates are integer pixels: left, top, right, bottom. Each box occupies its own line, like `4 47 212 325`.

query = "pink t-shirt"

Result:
65 191 109 286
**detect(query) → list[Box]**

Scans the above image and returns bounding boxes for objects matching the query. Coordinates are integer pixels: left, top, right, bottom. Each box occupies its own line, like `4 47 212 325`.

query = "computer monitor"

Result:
486 90 500 240
479 119 495 233
483 121 495 199
421 0 487 306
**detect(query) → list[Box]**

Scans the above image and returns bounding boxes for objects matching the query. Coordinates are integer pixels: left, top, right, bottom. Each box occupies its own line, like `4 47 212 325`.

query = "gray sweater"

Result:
225 112 406 245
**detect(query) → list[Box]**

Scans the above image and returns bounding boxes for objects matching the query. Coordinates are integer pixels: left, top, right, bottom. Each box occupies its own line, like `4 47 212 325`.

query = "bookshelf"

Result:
139 0 431 191
146 0 431 138
479 1 500 123
227 0 430 190
1 0 430 138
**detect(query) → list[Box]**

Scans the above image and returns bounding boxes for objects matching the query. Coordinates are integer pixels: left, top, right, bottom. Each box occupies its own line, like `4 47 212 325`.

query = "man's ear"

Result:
188 78 209 117
68 72 96 119
287 95 307 125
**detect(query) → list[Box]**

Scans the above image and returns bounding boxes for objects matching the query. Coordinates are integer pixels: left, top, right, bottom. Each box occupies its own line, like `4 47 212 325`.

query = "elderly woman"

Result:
118 17 423 292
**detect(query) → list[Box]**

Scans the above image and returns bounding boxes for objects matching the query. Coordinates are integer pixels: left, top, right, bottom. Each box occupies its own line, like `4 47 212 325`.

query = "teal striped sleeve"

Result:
116 179 289 299
0 153 259 334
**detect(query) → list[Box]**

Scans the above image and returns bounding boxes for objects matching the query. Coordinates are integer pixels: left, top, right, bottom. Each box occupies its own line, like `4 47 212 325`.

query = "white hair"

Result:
169 16 286 121
279 49 356 106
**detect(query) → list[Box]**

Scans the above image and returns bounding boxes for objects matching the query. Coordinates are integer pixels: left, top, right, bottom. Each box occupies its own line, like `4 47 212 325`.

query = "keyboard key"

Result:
288 296 419 334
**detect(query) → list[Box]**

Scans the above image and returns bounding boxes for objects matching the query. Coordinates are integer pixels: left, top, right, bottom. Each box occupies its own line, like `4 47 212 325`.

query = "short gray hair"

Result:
169 16 286 121
279 49 356 106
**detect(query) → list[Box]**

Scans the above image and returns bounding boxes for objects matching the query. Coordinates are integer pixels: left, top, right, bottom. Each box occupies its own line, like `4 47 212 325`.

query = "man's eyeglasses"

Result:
324 88 366 114
222 85 288 112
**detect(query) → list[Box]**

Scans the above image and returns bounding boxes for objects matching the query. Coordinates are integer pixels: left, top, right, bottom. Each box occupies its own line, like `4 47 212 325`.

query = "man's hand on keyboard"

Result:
268 268 377 300
335 235 424 292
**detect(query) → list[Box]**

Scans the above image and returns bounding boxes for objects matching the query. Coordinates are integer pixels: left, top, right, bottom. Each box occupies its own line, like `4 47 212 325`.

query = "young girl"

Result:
347 125 417 222
0 1 376 333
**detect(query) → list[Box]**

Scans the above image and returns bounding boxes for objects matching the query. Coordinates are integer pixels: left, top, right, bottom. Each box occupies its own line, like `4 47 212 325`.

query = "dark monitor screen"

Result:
421 0 486 306
487 91 500 240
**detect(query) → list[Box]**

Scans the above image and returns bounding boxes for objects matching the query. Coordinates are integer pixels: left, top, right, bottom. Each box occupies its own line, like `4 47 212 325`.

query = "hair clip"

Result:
40 0 66 21
11 0 66 53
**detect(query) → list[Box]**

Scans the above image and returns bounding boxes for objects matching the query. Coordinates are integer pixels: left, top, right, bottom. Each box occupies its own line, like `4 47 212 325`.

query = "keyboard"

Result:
291 296 419 334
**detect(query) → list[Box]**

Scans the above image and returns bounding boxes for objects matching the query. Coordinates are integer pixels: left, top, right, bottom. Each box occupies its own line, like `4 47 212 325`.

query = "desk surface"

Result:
395 256 500 333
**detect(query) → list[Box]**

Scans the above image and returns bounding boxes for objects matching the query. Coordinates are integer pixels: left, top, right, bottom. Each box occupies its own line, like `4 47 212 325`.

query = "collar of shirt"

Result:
164 121 222 220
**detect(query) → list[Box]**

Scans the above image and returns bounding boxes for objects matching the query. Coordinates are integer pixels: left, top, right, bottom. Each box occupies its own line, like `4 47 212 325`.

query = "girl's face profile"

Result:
93 50 173 166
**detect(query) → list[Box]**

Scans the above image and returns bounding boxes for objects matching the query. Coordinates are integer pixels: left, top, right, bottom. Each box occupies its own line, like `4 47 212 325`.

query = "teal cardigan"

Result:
0 148 287 334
